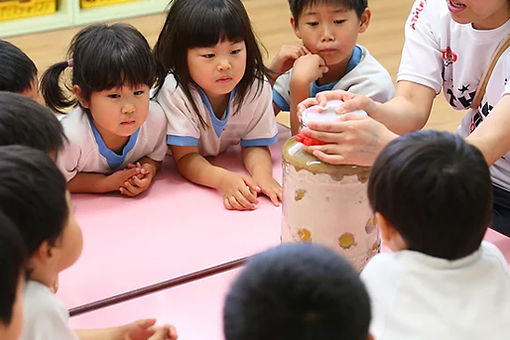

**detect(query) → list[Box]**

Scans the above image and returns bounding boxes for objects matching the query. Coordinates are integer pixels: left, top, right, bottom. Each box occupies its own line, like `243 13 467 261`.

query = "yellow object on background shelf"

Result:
0 0 56 22
80 0 138 9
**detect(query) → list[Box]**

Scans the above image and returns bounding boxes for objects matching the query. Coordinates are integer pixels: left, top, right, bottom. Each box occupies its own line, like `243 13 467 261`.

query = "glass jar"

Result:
281 103 380 271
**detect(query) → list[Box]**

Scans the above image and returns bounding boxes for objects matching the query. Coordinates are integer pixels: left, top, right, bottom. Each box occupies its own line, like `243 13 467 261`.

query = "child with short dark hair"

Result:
361 130 510 340
0 213 26 340
0 40 41 103
42 23 168 196
223 243 373 340
0 91 65 159
271 0 394 134
0 145 176 340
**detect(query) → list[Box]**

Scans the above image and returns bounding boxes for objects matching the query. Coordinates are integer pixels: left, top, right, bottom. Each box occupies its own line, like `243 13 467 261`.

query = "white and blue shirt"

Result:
273 45 394 111
156 74 278 157
57 101 168 182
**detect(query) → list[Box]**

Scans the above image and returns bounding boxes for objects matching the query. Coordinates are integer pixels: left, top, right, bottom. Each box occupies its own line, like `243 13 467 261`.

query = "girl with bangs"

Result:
154 0 281 211
42 24 168 196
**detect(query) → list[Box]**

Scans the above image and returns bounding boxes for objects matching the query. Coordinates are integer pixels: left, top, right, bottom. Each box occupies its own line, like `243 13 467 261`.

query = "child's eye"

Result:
334 19 346 24
107 94 120 99
231 49 242 55
134 90 145 96
201 53 215 59
306 22 319 27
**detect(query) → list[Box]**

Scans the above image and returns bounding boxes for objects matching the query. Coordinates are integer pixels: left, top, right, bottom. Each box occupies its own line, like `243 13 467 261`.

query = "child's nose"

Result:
121 103 135 114
321 25 335 42
217 59 231 71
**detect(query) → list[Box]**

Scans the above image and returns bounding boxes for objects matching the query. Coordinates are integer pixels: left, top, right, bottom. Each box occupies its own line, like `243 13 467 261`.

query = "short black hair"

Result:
0 91 65 153
0 40 38 94
224 243 371 340
153 0 270 126
289 0 368 24
0 213 26 325
0 145 68 256
368 130 492 260
41 23 165 114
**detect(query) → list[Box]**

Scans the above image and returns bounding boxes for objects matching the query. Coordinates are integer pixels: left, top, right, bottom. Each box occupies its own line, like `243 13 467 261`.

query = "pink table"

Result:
58 126 291 309
69 268 241 340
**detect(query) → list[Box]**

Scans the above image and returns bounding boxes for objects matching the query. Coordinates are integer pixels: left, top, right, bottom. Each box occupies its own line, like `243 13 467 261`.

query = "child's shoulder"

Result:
59 106 91 143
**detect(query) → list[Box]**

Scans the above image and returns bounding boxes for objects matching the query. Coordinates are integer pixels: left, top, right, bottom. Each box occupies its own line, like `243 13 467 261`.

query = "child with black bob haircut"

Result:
270 0 393 134
154 0 281 210
224 243 373 340
0 40 41 103
0 91 65 159
42 24 168 197
0 213 26 340
361 130 510 340
0 145 176 340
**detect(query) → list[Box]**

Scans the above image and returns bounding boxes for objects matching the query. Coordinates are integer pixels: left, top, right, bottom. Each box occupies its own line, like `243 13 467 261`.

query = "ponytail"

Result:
41 61 76 114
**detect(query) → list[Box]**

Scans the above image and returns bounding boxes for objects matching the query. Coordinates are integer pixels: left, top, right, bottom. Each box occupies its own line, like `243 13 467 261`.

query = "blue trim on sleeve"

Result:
166 135 199 146
241 134 279 147
89 117 139 171
309 45 363 98
198 87 236 138
272 89 290 111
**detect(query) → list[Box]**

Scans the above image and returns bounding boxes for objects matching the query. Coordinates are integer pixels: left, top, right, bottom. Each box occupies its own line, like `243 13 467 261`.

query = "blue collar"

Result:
88 116 140 170
198 87 237 138
310 45 362 97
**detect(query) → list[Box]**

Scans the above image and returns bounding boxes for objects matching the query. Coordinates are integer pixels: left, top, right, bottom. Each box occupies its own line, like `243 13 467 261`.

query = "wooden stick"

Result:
69 256 248 317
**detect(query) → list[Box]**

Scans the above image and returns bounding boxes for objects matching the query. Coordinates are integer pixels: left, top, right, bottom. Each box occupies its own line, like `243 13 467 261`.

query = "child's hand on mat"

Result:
291 54 328 85
121 319 157 340
120 162 155 197
270 44 310 77
148 325 178 340
104 167 143 193
220 172 260 210
253 174 282 206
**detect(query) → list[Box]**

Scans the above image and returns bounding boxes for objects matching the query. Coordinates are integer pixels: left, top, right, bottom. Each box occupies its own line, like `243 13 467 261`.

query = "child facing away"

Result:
0 145 177 340
153 0 282 211
223 242 373 340
0 91 65 160
0 40 43 103
0 213 26 340
361 130 510 340
270 0 394 134
41 23 168 197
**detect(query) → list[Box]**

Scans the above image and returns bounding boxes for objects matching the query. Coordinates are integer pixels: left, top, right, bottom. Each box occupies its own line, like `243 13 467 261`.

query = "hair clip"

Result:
67 58 74 68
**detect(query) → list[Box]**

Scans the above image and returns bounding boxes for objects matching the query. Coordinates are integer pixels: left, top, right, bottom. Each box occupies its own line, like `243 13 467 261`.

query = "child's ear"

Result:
29 241 53 270
376 212 407 251
358 8 371 33
73 85 89 108
291 17 302 39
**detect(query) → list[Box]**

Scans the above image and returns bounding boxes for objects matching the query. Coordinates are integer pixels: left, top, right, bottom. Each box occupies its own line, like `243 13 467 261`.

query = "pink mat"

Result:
69 268 241 340
57 125 290 309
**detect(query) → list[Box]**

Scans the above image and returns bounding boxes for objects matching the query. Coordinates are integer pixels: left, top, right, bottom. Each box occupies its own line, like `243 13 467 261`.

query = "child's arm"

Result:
242 146 281 206
269 44 309 86
289 54 329 135
120 157 162 197
75 319 177 340
171 145 260 210
67 167 144 194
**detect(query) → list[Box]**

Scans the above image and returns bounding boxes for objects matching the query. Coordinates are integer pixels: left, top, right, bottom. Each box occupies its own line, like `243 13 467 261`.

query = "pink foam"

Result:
57 126 291 309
